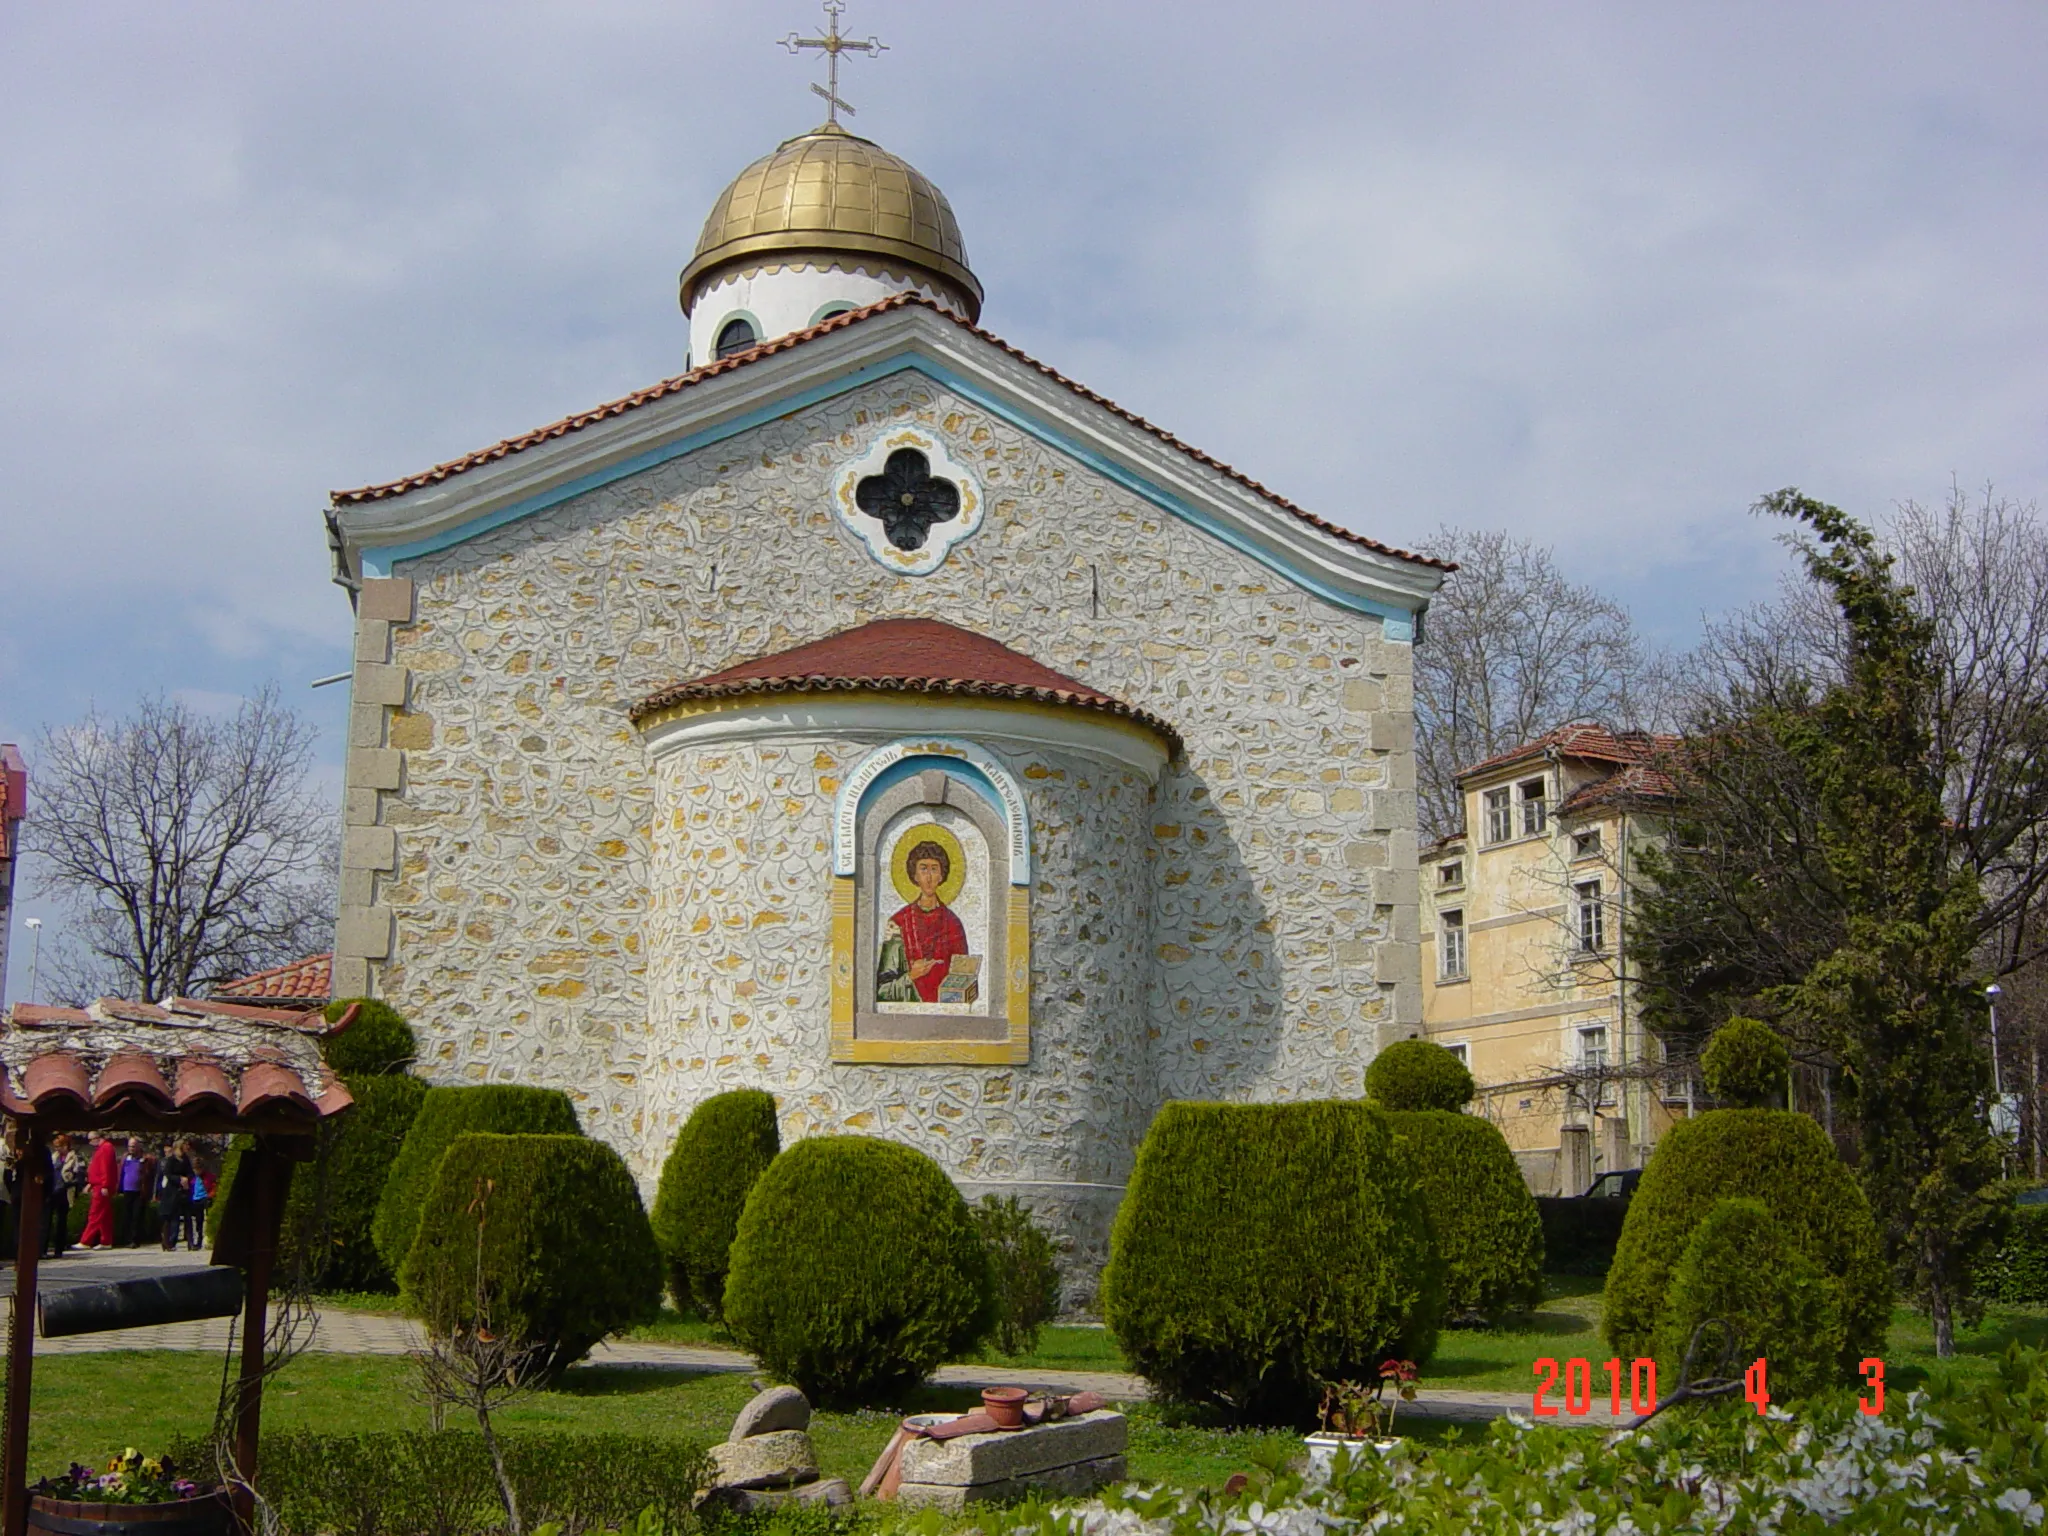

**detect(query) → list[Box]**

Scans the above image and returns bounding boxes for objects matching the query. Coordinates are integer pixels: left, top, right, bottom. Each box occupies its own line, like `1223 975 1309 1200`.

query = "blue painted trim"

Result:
353 348 1422 633
860 754 1008 825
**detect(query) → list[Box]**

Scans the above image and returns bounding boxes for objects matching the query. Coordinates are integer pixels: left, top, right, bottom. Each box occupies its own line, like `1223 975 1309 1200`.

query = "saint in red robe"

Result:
880 900 969 1003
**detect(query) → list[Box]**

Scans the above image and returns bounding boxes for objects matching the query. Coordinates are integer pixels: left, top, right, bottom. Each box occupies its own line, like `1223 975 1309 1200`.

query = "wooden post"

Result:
230 1142 283 1534
3 1126 49 1536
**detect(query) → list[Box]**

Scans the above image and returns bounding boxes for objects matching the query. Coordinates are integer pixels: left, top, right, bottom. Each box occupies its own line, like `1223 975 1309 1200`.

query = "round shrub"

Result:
321 997 418 1077
1700 1017 1790 1108
649 1089 780 1319
1653 1197 1845 1399
971 1194 1063 1357
1383 1109 1544 1319
1604 1108 1888 1382
722 1136 992 1404
1366 1039 1475 1112
399 1132 662 1379
215 1073 428 1291
1101 1100 1443 1426
374 1085 581 1277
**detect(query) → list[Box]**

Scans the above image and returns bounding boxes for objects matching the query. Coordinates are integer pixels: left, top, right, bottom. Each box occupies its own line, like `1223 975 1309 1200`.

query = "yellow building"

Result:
1419 725 1687 1195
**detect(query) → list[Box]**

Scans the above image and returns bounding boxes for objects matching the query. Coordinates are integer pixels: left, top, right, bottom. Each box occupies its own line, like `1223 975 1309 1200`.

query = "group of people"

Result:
0 1129 217 1258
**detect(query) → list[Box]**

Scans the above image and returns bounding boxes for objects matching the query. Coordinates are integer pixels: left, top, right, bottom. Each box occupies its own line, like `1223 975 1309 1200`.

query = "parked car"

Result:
1580 1168 1642 1201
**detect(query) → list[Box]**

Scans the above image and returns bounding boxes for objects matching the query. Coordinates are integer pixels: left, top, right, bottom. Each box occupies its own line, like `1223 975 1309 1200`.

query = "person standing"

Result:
118 1138 149 1247
184 1153 212 1251
42 1134 73 1258
80 1132 119 1248
154 1141 192 1252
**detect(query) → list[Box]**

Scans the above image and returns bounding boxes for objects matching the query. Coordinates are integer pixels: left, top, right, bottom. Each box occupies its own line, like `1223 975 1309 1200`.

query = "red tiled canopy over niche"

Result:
630 617 1181 749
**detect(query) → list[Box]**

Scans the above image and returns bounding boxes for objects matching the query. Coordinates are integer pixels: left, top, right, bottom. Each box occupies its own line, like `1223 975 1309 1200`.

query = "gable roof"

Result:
331 294 1452 576
1455 723 1679 787
630 617 1179 749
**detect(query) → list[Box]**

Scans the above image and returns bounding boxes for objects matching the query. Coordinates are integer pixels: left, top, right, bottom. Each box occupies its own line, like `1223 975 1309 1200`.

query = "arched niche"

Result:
830 739 1030 1065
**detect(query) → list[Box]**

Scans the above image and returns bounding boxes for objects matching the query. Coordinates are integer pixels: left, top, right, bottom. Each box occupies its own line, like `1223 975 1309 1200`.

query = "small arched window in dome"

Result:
715 317 758 359
812 302 855 325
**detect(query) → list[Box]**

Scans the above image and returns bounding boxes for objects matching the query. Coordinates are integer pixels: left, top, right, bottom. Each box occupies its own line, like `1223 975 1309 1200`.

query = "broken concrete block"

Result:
896 1410 1127 1488
895 1455 1128 1511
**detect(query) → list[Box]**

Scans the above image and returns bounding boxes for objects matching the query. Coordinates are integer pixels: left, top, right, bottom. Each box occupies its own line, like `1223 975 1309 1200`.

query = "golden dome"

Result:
679 125 981 320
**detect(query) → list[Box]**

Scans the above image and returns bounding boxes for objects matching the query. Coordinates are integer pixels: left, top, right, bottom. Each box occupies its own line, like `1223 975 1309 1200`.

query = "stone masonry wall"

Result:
343 370 1421 1296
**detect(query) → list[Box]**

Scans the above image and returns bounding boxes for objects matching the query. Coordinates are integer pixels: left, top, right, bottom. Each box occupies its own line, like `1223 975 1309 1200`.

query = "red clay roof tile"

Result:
211 953 332 1008
330 295 1453 575
1456 723 1681 786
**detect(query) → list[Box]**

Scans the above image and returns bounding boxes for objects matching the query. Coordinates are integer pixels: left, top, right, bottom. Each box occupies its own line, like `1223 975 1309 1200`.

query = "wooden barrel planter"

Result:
28 1494 231 1536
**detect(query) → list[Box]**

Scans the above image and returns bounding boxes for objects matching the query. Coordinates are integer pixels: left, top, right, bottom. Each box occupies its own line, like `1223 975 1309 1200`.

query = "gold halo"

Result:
890 823 966 906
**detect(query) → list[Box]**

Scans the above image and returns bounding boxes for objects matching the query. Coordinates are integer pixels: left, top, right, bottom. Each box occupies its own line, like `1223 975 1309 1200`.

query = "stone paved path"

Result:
8 1251 1612 1425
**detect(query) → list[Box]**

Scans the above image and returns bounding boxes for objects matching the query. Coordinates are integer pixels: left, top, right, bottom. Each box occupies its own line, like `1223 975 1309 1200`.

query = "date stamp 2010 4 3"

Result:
1531 1356 1888 1418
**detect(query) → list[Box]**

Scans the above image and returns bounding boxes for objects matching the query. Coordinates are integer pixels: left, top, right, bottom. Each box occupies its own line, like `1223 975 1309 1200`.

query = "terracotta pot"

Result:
28 1495 230 1536
980 1386 1030 1428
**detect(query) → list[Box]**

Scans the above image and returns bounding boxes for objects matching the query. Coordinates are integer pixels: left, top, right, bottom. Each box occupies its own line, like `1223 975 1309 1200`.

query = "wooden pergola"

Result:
0 997 356 1536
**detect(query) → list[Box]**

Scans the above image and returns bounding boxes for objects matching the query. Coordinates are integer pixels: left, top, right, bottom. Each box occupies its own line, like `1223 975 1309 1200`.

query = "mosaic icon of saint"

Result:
876 839 969 1004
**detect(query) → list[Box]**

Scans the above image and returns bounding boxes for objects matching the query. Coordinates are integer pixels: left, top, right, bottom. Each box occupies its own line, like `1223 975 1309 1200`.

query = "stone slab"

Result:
731 1385 811 1441
896 1455 1127 1511
701 1478 851 1515
896 1410 1126 1487
706 1430 817 1491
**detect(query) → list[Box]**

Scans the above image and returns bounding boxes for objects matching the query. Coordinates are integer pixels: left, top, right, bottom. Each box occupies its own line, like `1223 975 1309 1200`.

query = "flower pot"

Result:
28 1495 230 1536
980 1386 1029 1429
1302 1434 1398 1476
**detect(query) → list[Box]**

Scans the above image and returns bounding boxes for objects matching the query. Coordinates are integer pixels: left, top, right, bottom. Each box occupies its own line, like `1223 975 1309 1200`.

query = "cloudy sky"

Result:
1 1 2043 990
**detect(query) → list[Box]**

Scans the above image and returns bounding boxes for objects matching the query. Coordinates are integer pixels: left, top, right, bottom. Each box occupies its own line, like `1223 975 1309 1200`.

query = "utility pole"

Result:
22 917 40 1006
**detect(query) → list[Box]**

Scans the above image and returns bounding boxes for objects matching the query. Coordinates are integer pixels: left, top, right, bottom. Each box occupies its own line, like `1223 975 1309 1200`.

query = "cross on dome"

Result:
780 0 887 128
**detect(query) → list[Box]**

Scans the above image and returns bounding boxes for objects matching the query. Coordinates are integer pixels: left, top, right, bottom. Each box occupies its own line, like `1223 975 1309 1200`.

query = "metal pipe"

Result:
39 1268 244 1338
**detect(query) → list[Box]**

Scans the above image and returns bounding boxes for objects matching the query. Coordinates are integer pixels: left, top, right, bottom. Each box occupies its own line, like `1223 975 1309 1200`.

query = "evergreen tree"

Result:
1759 490 2003 1355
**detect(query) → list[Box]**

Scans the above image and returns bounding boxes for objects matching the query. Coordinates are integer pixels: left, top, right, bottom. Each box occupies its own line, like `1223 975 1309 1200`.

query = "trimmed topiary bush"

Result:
1605 1108 1888 1383
1384 1109 1544 1319
1979 1199 2048 1304
971 1194 1064 1357
1653 1197 1846 1399
374 1086 581 1277
1700 1016 1790 1108
321 998 419 1078
215 1073 428 1291
399 1132 662 1379
722 1135 992 1404
1366 1039 1476 1112
649 1089 780 1319
1102 1100 1443 1425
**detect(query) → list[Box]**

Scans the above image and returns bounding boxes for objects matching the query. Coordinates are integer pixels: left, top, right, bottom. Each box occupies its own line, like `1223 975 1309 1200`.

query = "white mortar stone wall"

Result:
357 372 1421 1299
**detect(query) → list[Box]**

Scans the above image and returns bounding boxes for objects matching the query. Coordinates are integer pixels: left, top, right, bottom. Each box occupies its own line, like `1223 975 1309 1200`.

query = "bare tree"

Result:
26 688 335 1002
411 1178 544 1536
1415 527 1661 842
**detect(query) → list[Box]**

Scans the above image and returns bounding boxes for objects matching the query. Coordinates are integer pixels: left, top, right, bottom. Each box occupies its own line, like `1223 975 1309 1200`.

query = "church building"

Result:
324 80 1449 1295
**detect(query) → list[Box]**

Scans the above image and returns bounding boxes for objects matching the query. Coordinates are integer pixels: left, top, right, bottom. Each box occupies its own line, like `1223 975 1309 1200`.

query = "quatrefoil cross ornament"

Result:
856 448 960 551
834 427 983 575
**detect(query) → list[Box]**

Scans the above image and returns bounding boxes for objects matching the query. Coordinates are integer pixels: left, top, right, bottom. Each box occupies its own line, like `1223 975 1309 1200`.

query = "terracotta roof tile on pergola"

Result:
1 996 357 1536
211 952 334 1011
0 997 353 1132
630 617 1182 750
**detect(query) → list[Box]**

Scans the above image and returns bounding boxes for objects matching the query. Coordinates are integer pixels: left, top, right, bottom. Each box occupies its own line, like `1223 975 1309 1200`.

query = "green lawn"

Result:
19 1352 1283 1493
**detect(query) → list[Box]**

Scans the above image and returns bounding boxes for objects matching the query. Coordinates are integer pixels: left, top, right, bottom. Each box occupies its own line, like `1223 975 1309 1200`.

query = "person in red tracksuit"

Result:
79 1132 119 1248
